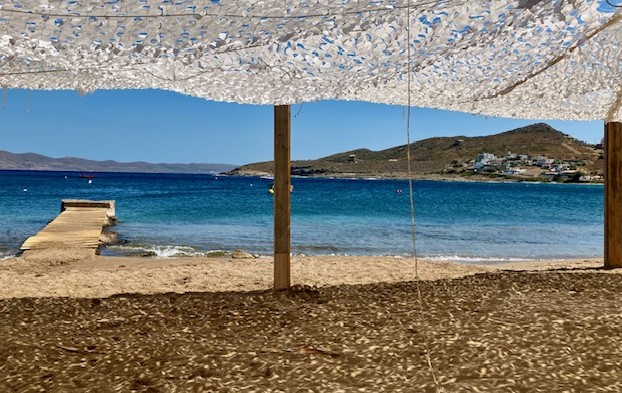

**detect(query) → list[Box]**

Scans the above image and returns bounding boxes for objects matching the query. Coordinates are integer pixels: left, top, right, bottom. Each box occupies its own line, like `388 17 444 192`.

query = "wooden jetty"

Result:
20 200 117 255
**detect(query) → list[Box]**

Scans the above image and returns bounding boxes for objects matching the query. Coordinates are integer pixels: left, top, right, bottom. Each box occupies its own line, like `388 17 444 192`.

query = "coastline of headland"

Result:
227 170 604 185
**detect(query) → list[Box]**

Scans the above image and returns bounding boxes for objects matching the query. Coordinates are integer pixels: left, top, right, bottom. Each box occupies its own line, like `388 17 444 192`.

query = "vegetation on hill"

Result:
229 123 603 181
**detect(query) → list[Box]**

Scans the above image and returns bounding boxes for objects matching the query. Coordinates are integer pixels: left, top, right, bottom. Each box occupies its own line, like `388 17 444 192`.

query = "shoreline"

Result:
0 252 607 299
3 247 604 264
229 171 605 185
0 167 604 185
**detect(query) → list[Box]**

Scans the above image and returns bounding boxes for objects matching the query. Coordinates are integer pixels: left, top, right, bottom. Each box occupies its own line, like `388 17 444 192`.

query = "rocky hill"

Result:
0 150 236 174
229 123 603 179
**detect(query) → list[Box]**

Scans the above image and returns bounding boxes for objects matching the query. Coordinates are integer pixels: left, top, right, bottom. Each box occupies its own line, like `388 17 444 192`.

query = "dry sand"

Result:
0 249 605 298
2 251 622 392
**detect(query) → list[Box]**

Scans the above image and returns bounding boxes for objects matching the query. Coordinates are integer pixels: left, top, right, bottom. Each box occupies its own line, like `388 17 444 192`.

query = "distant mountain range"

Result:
0 150 237 174
229 123 603 179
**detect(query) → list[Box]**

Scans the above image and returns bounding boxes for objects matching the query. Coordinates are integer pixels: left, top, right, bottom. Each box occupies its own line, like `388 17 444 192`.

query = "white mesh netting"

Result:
0 0 621 120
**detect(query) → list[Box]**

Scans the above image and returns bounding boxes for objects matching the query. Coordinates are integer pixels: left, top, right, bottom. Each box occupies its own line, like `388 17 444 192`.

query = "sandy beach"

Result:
0 251 606 299
2 253 622 392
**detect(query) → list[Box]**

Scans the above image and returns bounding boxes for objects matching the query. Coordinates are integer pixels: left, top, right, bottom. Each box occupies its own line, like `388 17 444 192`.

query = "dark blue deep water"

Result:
0 170 604 262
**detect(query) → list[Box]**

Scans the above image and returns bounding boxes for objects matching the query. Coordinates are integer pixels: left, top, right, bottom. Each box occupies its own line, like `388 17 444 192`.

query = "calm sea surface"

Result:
0 170 604 263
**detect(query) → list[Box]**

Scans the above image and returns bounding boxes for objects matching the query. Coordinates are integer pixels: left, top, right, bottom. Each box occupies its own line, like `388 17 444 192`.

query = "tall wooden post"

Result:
605 122 622 268
274 105 291 288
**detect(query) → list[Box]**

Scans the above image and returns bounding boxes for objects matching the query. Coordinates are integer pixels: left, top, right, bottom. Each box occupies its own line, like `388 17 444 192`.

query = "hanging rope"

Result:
405 2 442 392
26 90 31 113
294 103 304 118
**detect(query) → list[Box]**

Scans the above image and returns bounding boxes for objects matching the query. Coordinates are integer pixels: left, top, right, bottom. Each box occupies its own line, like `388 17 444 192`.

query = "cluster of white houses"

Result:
459 152 603 182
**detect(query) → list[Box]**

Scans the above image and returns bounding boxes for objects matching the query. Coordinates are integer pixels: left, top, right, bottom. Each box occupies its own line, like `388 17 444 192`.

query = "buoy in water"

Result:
268 183 293 194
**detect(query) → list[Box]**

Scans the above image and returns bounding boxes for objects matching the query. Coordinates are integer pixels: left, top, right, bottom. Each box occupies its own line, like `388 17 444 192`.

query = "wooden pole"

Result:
274 105 291 289
605 121 622 268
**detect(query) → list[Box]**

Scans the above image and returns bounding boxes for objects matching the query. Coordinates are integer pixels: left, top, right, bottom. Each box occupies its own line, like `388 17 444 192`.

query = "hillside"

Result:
0 150 236 174
229 123 603 179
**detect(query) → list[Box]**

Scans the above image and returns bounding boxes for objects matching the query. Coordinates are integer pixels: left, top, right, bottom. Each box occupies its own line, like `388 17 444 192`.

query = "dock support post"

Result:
274 105 291 289
605 121 622 268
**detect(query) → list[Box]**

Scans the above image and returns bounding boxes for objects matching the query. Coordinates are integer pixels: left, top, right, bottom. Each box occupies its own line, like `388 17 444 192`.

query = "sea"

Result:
0 170 604 264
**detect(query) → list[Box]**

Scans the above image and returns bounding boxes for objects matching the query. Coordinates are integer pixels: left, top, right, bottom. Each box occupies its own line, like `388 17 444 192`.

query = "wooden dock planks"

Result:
21 200 116 254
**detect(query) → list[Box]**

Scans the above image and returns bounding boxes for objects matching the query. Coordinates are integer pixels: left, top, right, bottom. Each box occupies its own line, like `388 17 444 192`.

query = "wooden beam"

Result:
605 122 622 268
274 105 291 289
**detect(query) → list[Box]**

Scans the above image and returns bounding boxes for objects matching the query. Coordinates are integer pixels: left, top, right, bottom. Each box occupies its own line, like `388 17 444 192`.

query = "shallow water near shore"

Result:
0 170 604 262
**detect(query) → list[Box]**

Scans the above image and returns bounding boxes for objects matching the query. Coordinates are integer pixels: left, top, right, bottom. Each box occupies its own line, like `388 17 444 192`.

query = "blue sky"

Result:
0 88 604 166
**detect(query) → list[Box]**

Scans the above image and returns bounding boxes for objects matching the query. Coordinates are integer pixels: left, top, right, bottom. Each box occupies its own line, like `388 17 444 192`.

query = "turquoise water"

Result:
0 170 604 262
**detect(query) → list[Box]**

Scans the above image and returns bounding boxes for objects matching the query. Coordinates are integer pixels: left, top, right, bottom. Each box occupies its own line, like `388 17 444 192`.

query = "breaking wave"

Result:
422 255 535 265
104 244 227 258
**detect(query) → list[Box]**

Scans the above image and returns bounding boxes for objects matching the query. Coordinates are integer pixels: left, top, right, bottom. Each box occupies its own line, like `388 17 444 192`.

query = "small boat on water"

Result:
260 175 274 180
79 175 96 179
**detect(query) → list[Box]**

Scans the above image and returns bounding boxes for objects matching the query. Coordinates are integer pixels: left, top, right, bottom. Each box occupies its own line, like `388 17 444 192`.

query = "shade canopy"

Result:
0 0 621 120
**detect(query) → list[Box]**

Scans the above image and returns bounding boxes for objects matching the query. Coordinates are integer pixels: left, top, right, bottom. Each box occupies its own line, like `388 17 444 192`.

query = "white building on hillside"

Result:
474 153 497 170
535 157 555 167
